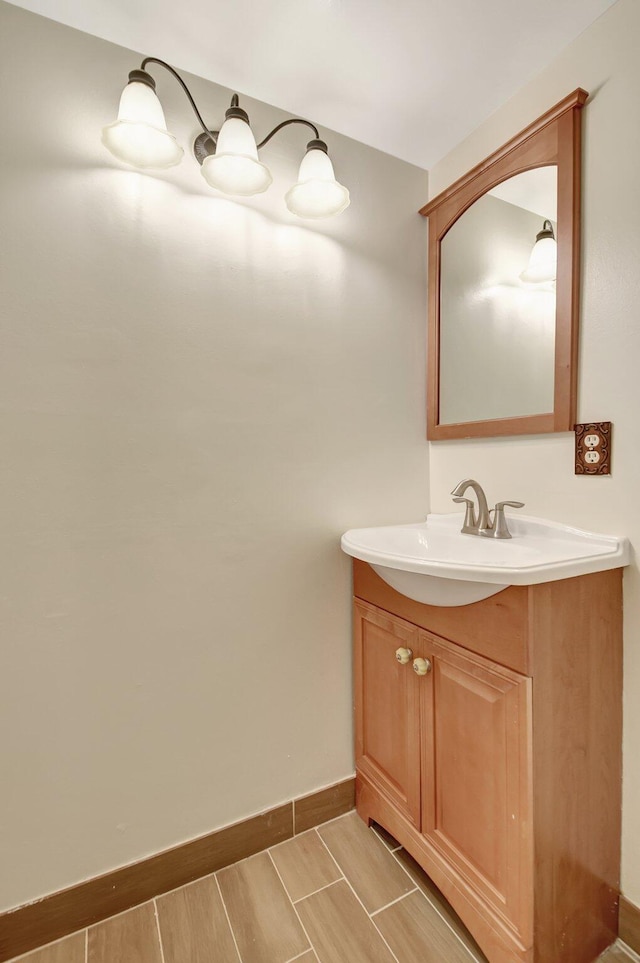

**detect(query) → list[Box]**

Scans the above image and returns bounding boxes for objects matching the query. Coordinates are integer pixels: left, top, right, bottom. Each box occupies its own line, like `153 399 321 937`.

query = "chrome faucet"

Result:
451 478 524 539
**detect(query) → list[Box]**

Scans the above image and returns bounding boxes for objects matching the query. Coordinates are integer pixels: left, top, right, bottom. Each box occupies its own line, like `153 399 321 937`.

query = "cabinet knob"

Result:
395 647 413 665
413 657 432 676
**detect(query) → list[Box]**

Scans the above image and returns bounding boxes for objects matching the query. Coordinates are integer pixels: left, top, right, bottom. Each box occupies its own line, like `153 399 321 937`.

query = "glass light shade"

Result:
102 81 184 170
520 234 557 283
285 147 350 219
200 117 272 196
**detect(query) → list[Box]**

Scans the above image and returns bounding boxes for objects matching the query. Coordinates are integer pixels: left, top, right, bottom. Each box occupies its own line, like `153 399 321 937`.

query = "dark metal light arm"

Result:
256 118 320 150
136 57 322 162
139 57 215 148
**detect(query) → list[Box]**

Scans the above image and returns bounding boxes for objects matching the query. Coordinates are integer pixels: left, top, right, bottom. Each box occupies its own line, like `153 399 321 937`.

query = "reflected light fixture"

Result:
520 219 557 283
102 58 350 219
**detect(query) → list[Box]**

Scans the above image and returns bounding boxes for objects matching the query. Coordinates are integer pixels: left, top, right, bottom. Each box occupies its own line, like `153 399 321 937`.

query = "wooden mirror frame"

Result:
420 88 588 440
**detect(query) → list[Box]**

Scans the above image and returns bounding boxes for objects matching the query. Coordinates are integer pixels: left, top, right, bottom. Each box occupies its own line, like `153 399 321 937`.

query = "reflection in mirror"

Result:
439 166 558 425
421 88 587 439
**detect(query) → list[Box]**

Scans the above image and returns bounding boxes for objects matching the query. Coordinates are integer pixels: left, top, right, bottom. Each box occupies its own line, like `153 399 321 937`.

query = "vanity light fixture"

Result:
520 219 557 283
102 59 350 219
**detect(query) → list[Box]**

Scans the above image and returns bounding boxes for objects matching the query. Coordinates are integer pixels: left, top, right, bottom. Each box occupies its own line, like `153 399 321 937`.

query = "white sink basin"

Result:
341 512 630 607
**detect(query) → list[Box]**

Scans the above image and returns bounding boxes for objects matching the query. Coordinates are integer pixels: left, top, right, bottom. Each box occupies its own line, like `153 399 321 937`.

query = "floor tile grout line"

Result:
316 815 420 902
152 899 167 963
313 828 403 963
284 806 356 846
209 809 355 873
292 878 344 904
371 827 403 854
152 817 303 894
149 868 221 903
284 950 315 963
81 896 160 933
303 808 355 833
269 826 320 855
365 822 419 871
267 850 316 961
370 887 419 917
358 817 414 868
404 885 481 962
214 873 244 963
212 837 291 881
388 848 482 962
376 839 403 854
368 906 408 963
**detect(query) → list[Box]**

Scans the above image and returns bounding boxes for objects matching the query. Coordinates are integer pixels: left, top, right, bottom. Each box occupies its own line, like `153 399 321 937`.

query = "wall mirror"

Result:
420 89 588 440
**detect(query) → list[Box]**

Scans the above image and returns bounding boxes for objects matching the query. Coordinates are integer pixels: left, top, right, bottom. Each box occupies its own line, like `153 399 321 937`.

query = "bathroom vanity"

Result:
343 515 628 963
355 85 626 960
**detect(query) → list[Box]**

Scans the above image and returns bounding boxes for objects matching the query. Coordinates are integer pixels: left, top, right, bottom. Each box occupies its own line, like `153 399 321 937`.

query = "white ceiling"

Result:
6 0 617 168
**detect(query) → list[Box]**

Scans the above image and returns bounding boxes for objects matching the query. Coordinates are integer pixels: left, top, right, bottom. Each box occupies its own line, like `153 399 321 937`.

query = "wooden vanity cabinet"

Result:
355 604 422 829
352 559 623 963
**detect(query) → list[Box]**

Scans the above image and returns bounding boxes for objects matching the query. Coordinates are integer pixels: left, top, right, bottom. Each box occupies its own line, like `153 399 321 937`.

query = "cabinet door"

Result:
420 632 533 944
354 602 421 828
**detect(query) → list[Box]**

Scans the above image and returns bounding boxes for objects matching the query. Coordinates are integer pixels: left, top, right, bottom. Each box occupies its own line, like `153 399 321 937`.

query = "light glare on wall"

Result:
102 60 350 219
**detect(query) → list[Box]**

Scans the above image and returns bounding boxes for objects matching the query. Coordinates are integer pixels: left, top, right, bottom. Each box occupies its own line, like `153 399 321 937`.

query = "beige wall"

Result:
0 2 429 910
428 0 640 904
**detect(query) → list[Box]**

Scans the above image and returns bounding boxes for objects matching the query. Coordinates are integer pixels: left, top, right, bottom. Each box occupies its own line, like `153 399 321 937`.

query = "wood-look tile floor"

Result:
8 811 639 963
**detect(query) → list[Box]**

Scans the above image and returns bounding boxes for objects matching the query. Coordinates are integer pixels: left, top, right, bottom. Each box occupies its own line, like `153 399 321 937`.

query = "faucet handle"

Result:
491 500 525 539
452 496 477 534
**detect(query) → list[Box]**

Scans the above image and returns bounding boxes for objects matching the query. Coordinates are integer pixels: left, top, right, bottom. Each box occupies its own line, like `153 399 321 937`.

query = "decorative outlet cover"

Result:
575 422 612 475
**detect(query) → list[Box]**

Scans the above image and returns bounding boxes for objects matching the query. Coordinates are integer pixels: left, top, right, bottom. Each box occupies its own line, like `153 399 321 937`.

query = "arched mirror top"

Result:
438 163 558 241
420 89 588 440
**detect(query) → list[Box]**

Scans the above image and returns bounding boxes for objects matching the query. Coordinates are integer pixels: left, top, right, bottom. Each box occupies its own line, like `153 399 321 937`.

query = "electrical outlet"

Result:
574 422 611 475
